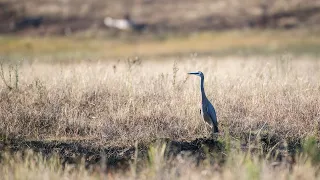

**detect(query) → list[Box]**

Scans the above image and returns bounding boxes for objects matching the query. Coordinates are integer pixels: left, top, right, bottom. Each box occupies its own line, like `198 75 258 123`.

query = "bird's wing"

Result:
208 113 219 133
206 104 219 133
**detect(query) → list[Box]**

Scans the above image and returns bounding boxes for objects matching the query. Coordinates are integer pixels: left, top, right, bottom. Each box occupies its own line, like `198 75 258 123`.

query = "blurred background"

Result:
0 0 320 60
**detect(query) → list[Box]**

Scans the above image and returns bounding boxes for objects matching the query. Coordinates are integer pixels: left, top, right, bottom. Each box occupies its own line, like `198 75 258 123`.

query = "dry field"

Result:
1 0 320 178
0 54 320 179
1 28 320 179
1 55 319 146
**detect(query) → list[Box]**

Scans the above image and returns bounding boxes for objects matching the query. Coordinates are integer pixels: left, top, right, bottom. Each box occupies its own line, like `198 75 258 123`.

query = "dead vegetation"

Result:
0 56 319 147
0 54 320 179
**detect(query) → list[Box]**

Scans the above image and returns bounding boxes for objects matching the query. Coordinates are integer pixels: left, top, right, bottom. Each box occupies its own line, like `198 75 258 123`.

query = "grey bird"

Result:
188 71 219 133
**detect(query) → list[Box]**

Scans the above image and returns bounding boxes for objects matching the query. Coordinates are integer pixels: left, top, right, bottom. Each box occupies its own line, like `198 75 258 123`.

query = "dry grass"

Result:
0 55 319 147
1 54 320 179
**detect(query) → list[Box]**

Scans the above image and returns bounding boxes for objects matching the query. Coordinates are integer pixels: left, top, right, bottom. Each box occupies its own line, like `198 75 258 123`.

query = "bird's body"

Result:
188 71 219 133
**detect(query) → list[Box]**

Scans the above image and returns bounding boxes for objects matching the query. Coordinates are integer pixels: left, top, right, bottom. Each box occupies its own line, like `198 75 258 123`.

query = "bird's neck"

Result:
200 76 206 100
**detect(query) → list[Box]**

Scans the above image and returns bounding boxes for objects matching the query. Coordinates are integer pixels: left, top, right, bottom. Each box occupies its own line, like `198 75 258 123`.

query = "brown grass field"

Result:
1 31 320 179
1 55 320 145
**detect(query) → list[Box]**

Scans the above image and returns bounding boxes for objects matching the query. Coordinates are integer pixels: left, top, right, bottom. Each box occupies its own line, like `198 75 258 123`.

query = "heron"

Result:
188 71 219 133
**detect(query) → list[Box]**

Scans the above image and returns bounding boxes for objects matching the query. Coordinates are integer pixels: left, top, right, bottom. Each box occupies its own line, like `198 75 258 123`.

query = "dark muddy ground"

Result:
0 135 301 171
0 138 224 170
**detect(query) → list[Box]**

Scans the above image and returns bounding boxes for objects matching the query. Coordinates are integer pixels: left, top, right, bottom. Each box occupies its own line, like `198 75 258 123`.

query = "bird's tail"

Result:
212 124 219 133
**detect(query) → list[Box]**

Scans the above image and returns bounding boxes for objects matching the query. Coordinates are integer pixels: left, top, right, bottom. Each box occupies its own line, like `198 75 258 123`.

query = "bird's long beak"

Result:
188 72 199 75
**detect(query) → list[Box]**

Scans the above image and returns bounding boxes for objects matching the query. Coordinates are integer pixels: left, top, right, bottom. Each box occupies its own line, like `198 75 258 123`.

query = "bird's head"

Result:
188 71 204 78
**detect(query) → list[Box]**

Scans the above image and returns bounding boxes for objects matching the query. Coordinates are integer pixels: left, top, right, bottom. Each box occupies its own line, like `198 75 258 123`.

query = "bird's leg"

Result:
210 126 219 139
210 133 219 139
204 124 213 138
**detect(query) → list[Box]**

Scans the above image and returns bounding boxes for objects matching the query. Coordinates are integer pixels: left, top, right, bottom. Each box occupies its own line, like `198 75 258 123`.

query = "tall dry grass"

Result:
0 55 320 146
